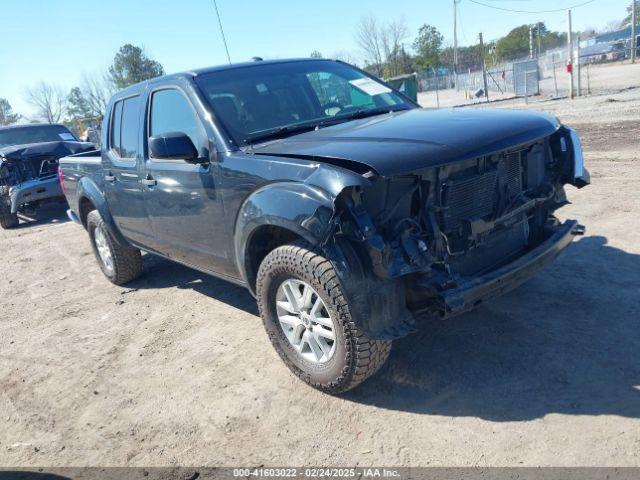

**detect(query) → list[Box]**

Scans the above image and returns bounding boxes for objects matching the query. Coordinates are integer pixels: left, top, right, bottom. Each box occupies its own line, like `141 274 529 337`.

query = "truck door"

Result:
141 86 229 271
102 94 154 248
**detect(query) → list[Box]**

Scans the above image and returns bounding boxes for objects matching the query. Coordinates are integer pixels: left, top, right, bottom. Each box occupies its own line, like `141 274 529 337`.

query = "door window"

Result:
109 95 140 159
148 89 205 158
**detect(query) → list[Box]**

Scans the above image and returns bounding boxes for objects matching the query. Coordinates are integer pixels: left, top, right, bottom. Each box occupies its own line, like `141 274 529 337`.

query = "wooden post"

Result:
568 9 574 99
632 0 637 63
577 34 582 97
432 68 440 108
479 32 490 102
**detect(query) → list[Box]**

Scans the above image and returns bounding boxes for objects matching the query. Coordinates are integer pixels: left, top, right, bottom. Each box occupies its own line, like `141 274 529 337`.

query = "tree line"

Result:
0 44 164 127
345 15 568 79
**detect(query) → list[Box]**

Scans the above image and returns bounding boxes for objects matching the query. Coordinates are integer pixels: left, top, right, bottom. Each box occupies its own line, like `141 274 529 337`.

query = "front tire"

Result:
256 242 391 394
0 210 18 229
87 210 143 285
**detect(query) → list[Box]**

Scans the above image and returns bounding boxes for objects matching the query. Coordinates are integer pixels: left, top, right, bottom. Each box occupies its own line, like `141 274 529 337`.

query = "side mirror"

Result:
149 131 201 162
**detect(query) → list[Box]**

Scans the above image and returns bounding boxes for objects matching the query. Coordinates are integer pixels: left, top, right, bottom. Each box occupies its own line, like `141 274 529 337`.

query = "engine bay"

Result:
336 132 574 315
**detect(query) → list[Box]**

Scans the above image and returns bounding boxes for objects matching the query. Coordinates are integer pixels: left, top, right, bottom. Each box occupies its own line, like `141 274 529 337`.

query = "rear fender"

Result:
76 176 130 247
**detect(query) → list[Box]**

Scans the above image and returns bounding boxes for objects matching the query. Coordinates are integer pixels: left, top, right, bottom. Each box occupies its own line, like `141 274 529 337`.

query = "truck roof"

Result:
114 58 331 97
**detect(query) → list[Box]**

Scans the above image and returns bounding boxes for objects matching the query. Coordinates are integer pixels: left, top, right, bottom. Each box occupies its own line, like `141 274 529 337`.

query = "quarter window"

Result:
149 89 205 157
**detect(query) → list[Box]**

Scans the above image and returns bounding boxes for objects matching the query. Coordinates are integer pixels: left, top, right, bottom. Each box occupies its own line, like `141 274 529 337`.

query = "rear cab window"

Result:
109 95 140 159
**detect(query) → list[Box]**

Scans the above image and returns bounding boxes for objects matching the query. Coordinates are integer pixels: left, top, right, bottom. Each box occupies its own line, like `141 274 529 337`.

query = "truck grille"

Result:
29 155 59 180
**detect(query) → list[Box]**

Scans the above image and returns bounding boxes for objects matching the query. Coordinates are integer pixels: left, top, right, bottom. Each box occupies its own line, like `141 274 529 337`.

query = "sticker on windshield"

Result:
349 78 392 96
58 133 75 140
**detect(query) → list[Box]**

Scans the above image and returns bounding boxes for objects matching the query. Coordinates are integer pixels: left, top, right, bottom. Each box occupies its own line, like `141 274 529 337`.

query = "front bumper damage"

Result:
6 177 63 214
436 219 584 317
0 140 94 214
327 125 589 340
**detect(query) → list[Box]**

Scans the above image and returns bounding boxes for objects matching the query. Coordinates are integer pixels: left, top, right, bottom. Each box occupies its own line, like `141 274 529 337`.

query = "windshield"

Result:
195 60 414 145
0 125 77 148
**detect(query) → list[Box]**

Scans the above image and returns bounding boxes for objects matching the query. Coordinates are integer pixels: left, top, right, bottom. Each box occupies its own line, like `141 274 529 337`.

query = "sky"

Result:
0 0 627 119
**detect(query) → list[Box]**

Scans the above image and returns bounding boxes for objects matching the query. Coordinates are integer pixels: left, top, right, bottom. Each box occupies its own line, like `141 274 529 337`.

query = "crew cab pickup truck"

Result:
0 124 94 228
59 58 589 393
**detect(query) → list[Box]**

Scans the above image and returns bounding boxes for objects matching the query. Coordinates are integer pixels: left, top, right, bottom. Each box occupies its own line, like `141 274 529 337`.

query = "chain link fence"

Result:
415 36 640 109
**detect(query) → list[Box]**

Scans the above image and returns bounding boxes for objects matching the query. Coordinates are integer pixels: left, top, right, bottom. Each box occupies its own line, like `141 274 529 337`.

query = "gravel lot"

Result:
1 65 639 467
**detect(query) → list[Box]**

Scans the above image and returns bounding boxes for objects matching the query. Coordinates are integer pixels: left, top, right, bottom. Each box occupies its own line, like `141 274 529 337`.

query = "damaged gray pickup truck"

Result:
0 124 94 228
59 58 589 393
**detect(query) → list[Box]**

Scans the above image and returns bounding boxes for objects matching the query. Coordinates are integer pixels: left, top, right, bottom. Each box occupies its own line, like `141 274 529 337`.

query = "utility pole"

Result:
453 0 459 90
479 32 489 102
529 26 534 59
213 0 232 64
632 0 637 63
568 9 574 99
537 23 542 58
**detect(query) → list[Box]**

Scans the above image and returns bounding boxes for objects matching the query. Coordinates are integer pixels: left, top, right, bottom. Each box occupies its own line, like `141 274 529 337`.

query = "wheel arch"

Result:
78 196 95 227
76 177 130 246
235 181 337 294
243 224 307 294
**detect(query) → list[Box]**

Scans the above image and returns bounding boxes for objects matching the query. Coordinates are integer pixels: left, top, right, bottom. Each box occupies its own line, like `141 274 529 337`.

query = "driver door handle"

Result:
141 176 157 187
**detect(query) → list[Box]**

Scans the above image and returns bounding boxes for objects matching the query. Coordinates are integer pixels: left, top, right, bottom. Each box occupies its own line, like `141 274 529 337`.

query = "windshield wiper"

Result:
244 106 410 144
319 106 410 127
245 123 319 145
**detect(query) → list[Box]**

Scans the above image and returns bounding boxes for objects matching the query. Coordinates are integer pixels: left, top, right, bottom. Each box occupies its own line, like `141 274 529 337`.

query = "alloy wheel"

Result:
275 279 337 363
93 225 114 275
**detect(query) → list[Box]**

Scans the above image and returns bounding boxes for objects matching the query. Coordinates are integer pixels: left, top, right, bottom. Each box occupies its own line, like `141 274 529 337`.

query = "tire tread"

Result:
256 241 391 394
87 210 143 285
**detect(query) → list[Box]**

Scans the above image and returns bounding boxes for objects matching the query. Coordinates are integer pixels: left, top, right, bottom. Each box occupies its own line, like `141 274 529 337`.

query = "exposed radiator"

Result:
504 152 523 197
440 153 524 233
440 170 497 231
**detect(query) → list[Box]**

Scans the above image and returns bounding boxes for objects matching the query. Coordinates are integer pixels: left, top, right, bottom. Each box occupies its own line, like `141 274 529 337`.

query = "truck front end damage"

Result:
0 141 95 214
328 127 588 338
0 158 63 214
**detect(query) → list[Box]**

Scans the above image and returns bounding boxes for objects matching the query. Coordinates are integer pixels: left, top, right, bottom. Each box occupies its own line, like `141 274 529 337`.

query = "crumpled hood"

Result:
252 108 561 176
0 141 96 162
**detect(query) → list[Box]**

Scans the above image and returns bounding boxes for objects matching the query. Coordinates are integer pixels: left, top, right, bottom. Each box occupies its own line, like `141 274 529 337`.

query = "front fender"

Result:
234 181 336 284
77 176 130 247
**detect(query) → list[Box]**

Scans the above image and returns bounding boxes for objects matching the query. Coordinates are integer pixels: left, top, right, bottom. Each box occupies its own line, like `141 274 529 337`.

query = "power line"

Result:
212 0 232 64
466 0 596 13
457 1 470 43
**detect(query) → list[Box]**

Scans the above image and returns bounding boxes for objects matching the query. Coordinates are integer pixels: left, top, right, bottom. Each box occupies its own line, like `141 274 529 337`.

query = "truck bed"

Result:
59 151 103 220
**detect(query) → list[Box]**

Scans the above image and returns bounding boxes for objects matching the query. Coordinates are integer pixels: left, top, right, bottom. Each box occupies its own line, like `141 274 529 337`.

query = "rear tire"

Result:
256 241 392 394
87 210 143 285
0 187 18 229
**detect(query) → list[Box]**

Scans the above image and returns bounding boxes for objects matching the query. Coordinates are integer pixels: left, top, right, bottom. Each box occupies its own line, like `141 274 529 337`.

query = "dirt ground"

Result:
1 70 639 468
